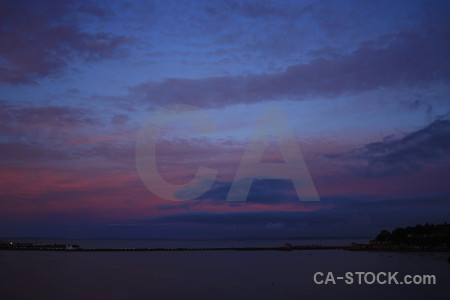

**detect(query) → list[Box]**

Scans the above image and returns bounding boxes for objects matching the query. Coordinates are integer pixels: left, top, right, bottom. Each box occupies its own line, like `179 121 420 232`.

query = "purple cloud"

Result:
0 101 102 162
0 101 97 132
326 119 450 177
126 16 450 109
114 192 450 239
0 0 130 85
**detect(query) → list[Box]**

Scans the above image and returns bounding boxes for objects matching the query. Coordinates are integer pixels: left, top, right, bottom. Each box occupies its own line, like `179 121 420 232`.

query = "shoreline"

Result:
1 244 449 253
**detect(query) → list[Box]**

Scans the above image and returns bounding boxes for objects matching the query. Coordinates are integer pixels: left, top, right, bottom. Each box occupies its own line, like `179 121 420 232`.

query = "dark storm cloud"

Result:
0 0 130 85
326 119 450 177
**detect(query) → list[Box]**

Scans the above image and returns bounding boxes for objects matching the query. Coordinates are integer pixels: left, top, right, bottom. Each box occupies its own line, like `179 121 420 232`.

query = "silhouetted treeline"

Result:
374 222 450 246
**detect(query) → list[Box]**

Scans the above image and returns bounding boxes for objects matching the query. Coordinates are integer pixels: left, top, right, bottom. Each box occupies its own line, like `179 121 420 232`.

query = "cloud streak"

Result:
0 0 130 85
100 192 450 239
326 119 450 177
126 10 450 108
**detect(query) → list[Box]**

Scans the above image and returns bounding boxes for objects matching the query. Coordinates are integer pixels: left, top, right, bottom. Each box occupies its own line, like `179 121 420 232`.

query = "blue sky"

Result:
1 0 449 238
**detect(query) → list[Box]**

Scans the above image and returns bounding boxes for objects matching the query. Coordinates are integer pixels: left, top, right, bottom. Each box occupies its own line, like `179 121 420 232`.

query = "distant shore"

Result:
1 242 449 252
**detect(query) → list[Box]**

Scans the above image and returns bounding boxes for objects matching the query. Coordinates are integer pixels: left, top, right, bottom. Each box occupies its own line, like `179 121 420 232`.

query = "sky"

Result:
1 0 449 239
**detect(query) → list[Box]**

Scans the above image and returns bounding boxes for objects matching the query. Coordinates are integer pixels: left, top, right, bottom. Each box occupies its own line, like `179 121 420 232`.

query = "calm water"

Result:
1 238 369 248
0 239 449 300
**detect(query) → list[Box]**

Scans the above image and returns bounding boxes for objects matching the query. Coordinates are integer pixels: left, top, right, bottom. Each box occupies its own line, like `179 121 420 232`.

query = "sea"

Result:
0 238 449 300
